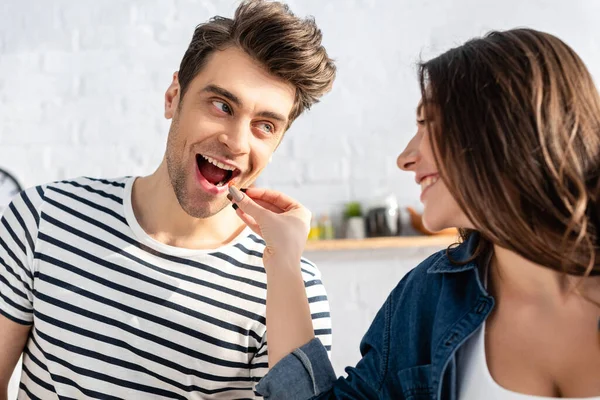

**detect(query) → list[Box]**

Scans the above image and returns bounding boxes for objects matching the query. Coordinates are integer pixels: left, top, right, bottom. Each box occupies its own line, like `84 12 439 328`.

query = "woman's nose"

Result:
397 135 420 171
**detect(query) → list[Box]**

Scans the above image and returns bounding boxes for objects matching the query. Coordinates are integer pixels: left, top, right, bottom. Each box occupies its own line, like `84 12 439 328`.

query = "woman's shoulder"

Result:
379 241 483 371
387 239 482 316
390 249 450 295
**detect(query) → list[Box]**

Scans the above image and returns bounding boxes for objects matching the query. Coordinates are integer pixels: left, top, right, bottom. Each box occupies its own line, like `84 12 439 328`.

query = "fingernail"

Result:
226 194 233 201
232 203 239 210
228 185 244 202
240 188 247 193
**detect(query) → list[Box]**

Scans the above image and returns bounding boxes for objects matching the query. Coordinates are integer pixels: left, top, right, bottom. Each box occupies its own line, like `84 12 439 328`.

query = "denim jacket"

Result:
256 234 494 399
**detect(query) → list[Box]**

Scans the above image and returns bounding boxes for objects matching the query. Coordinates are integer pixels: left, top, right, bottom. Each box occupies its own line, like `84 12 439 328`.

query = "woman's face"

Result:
397 104 472 232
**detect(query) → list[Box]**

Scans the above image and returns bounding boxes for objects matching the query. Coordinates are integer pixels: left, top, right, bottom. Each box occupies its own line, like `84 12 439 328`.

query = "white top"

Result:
457 265 599 400
0 176 332 399
458 323 600 400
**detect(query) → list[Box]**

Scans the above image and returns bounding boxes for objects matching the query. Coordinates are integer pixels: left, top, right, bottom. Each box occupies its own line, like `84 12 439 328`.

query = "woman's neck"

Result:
490 244 600 306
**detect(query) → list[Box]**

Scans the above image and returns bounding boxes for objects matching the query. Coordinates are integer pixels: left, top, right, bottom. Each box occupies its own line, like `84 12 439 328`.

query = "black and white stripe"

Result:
0 177 331 399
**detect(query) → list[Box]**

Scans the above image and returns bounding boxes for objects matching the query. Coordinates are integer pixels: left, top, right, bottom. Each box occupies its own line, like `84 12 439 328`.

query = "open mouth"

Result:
196 154 241 188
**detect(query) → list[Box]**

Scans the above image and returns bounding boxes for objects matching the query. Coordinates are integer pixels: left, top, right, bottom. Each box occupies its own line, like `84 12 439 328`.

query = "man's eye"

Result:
253 122 274 134
259 123 274 134
212 101 231 114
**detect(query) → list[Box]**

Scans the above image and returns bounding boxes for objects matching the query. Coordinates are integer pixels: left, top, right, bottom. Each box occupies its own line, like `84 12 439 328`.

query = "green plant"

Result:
344 202 363 219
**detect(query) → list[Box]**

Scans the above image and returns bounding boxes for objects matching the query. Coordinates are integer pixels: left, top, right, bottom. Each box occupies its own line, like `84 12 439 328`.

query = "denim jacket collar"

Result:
427 233 495 398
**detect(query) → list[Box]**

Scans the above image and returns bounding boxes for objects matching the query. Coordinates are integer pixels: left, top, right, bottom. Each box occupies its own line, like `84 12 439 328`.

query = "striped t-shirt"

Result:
0 176 332 399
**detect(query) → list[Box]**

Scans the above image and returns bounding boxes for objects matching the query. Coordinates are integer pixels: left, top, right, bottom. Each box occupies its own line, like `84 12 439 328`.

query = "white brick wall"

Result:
2 0 600 395
1 0 599 215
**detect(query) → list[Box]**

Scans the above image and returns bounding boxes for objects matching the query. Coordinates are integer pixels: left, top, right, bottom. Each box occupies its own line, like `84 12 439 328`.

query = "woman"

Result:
228 28 600 399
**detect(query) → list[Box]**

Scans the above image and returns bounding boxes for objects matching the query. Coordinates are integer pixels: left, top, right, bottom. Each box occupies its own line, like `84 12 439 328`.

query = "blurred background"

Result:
2 0 599 394
2 0 599 224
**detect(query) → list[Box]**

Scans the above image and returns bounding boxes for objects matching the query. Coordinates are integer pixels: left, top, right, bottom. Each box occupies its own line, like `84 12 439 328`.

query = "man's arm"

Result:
0 187 46 400
0 315 30 400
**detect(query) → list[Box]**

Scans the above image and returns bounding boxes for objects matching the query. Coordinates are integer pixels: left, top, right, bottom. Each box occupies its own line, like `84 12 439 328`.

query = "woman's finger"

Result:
242 187 301 212
254 199 285 214
233 206 262 236
229 186 268 220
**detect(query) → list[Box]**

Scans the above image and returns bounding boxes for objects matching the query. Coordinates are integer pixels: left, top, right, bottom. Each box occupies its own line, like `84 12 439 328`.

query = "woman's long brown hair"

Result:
419 28 600 277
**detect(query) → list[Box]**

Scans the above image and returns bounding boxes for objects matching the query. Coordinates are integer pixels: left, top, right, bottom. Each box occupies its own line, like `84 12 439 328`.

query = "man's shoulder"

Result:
23 176 128 197
13 176 130 225
45 176 129 194
31 176 128 205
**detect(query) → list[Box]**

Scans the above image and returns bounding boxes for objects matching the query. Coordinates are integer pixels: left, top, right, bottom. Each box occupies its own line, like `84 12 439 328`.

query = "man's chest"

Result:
30 240 269 369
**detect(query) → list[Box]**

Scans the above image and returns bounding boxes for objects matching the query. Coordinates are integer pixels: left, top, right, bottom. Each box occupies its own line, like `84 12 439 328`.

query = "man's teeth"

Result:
202 155 236 171
420 175 438 191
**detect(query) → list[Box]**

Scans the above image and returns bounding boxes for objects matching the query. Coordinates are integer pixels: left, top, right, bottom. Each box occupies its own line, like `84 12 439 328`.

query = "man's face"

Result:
164 46 295 218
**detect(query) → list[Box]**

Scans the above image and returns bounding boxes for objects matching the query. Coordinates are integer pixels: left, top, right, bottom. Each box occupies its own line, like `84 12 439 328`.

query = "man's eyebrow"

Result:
256 111 287 123
202 84 288 125
201 84 242 107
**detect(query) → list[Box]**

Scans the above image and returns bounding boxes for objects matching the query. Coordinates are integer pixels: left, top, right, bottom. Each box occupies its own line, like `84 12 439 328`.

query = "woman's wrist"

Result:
263 248 303 271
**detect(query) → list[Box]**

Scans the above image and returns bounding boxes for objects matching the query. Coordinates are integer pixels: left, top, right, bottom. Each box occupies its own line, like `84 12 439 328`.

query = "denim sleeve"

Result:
256 290 395 400
255 337 336 399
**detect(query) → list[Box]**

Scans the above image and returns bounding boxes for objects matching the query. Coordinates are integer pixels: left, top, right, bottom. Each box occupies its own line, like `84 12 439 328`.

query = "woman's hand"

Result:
228 185 311 263
228 185 315 367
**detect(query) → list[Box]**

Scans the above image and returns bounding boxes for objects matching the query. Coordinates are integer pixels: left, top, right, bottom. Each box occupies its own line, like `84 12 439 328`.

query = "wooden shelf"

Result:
304 234 458 252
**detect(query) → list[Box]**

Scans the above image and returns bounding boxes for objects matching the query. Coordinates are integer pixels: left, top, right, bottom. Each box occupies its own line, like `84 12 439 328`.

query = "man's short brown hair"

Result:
178 0 336 125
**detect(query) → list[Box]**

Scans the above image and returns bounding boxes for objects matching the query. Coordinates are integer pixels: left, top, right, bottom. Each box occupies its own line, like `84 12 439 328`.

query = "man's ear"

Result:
164 72 180 119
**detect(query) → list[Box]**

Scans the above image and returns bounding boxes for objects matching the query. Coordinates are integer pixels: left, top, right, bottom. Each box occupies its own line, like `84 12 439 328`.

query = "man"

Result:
0 1 336 398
